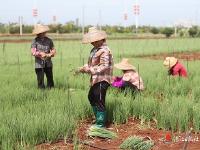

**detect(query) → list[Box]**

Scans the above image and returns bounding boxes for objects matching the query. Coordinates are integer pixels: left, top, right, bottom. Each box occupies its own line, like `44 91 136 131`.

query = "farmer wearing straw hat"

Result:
163 57 187 77
31 24 56 89
77 27 113 128
112 58 144 93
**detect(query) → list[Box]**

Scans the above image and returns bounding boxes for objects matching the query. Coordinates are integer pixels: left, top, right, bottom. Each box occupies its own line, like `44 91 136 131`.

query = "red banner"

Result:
124 13 128 20
133 5 140 15
32 8 38 17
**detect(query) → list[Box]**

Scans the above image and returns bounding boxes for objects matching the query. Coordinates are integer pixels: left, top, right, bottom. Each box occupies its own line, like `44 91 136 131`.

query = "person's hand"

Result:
78 66 86 73
78 65 90 73
40 52 46 59
111 76 117 83
73 68 81 75
82 64 91 73
46 53 52 58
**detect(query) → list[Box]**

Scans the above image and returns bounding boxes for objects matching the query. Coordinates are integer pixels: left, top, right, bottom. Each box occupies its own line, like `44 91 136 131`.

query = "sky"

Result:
0 0 200 26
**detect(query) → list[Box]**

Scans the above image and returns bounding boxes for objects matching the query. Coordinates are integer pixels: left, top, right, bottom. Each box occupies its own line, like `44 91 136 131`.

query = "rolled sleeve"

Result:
122 74 131 82
50 48 56 57
31 48 41 57
31 39 42 57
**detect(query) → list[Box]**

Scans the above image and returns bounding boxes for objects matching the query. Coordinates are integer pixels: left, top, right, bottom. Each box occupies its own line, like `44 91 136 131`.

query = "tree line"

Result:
0 22 200 38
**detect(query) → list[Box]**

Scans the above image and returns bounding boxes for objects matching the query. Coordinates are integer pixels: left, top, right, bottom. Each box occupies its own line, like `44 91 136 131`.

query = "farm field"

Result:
1 38 200 149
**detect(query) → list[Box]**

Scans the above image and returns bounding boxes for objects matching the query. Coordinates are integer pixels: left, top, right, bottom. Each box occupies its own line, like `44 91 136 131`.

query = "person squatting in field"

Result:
78 27 113 128
31 24 56 89
163 57 187 77
112 58 144 95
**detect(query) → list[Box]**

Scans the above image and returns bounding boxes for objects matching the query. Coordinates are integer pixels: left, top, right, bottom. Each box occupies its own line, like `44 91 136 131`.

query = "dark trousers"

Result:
35 67 54 89
88 81 110 112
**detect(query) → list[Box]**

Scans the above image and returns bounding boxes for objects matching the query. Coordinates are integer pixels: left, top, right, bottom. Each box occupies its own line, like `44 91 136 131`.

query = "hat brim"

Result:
32 27 50 35
163 59 177 68
114 63 136 71
82 31 107 44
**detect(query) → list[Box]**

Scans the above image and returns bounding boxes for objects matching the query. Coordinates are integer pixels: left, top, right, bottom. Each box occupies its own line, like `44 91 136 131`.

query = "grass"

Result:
0 38 200 149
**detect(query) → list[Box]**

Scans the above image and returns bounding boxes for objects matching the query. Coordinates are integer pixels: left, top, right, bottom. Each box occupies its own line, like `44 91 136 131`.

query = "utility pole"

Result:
32 0 38 26
133 0 140 34
32 8 38 25
174 25 177 37
98 9 102 30
19 16 23 36
53 15 57 25
123 0 128 27
82 6 85 35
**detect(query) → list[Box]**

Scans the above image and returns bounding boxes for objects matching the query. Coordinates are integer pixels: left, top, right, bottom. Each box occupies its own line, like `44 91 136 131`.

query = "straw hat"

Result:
163 57 178 68
114 58 136 71
32 24 50 35
82 27 107 44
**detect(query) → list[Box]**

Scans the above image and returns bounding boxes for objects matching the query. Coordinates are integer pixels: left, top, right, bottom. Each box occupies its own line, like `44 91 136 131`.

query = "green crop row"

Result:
0 38 200 149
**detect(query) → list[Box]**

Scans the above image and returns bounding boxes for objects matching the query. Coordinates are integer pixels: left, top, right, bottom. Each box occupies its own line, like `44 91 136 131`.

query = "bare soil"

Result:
37 118 200 150
137 51 200 61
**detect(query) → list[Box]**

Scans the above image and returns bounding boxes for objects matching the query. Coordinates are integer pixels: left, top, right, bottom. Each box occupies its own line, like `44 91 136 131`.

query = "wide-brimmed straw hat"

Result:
32 24 50 35
114 58 136 71
163 57 178 68
82 27 107 44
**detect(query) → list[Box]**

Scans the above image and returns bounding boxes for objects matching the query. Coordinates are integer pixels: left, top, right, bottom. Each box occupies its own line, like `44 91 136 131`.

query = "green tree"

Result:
0 23 7 33
23 25 33 33
161 27 174 38
150 27 159 34
188 26 199 37
9 23 19 34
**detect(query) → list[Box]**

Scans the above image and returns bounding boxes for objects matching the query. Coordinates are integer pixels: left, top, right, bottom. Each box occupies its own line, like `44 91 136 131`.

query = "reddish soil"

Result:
0 39 32 43
137 51 200 61
37 118 200 150
0 35 169 43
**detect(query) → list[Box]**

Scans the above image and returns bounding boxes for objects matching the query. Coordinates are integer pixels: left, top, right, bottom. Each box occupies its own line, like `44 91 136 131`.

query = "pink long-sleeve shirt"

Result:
169 62 187 77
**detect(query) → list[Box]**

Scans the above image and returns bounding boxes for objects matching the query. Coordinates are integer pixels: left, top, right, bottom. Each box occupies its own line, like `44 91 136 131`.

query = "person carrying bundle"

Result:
77 27 113 128
112 58 144 94
163 57 187 77
31 24 56 89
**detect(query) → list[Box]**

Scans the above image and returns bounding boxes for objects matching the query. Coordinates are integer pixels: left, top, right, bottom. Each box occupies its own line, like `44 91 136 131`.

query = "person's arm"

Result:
179 66 187 77
172 63 187 77
89 50 111 75
31 47 40 57
122 74 131 82
31 39 46 58
46 40 56 57
31 48 46 58
50 48 56 57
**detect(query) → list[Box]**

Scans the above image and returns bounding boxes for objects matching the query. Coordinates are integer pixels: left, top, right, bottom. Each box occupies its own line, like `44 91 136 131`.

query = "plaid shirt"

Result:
88 43 113 86
122 70 144 90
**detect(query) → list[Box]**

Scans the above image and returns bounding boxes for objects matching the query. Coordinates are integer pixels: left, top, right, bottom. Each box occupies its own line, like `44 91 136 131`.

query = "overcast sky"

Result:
0 0 200 26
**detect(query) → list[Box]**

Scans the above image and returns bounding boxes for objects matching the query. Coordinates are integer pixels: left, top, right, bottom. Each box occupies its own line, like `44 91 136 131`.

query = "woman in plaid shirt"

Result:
78 27 113 128
112 58 144 94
